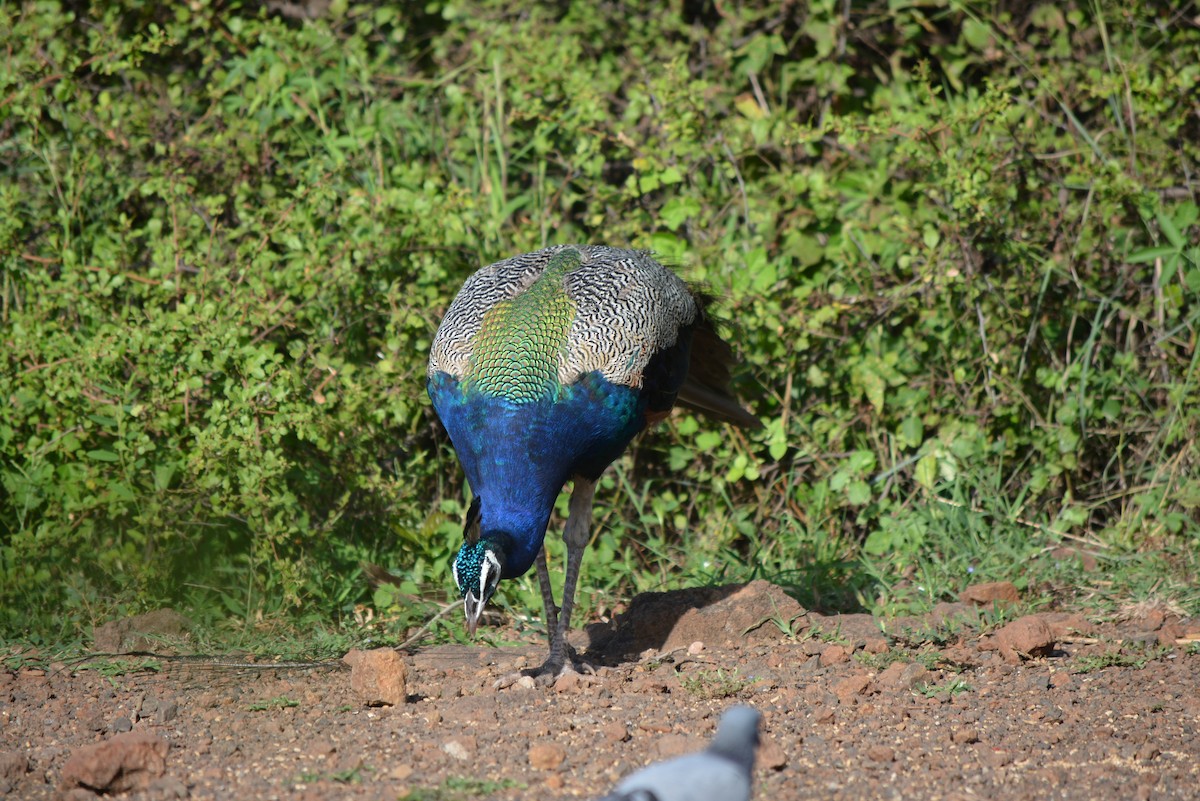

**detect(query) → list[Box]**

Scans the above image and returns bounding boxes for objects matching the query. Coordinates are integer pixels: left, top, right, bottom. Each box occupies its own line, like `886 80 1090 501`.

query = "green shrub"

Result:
2 0 1197 638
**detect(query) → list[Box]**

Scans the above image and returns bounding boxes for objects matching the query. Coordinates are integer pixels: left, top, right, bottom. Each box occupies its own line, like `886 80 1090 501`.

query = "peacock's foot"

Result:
493 654 598 690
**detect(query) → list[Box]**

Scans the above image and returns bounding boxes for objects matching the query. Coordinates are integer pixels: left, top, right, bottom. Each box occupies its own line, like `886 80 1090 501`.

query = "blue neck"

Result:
478 497 554 578
430 370 648 578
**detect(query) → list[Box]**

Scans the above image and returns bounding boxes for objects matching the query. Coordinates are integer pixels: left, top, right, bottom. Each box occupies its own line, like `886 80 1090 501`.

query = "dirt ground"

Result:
3 580 1199 801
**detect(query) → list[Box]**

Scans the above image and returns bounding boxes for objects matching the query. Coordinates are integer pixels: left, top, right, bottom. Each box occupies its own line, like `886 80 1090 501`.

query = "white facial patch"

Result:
478 551 502 601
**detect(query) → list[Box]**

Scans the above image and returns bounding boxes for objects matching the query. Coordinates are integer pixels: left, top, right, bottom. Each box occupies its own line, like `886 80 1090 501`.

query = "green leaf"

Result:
660 197 701 231
863 529 893 555
1185 268 1200 293
1161 252 1180 285
962 19 992 50
153 464 175 491
1157 209 1185 249
86 450 120 462
858 370 886 413
915 453 939 489
898 416 924 449
1127 246 1177 264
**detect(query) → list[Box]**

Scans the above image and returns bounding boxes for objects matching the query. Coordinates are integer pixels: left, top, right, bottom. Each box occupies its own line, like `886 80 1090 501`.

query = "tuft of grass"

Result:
799 623 849 646
247 696 301 712
914 678 974 699
679 667 754 700
1071 643 1172 674
70 656 162 688
882 618 972 649
75 658 163 679
856 647 947 673
405 777 524 801
296 767 366 785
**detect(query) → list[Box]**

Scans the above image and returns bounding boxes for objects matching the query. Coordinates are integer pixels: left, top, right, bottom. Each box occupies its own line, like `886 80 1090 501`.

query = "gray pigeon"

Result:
595 705 762 801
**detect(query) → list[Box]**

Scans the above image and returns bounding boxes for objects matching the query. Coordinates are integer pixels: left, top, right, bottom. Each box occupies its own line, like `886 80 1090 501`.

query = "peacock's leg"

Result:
545 477 597 673
494 478 599 689
534 545 559 637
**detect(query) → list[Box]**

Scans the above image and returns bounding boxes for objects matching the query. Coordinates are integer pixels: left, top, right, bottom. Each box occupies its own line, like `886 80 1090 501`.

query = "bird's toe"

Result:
492 654 600 690
492 671 538 690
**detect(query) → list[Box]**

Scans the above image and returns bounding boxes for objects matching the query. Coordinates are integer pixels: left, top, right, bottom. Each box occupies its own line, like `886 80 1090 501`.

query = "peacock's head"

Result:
452 539 505 636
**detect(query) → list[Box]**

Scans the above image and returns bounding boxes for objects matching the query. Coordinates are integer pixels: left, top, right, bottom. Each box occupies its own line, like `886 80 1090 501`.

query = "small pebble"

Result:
442 740 469 761
820 645 850 666
866 745 895 763
601 722 628 743
529 742 566 770
553 672 581 693
1135 744 1160 762
758 739 788 770
951 726 980 745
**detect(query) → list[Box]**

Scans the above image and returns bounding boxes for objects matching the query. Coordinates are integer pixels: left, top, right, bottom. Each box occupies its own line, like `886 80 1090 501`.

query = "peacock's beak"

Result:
463 591 485 638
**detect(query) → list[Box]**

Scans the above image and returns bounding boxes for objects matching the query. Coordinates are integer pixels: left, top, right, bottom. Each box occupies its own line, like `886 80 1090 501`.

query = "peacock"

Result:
427 245 760 681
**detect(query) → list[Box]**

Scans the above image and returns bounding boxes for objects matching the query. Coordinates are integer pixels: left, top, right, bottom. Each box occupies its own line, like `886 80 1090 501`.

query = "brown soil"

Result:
3 581 1199 801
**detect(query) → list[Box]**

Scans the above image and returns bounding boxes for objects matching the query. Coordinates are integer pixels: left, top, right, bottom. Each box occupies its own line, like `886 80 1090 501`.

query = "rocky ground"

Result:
3 580 1199 801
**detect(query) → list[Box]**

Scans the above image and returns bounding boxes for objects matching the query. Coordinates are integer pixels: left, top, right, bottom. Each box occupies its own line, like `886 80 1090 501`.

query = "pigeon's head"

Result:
452 539 506 636
709 706 762 772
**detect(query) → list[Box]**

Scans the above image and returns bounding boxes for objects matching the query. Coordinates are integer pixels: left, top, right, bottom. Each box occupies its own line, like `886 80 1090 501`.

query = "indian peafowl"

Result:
427 245 760 681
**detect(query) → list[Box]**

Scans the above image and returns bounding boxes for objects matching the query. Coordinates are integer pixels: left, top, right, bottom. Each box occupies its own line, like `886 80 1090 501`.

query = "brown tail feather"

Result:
678 306 763 430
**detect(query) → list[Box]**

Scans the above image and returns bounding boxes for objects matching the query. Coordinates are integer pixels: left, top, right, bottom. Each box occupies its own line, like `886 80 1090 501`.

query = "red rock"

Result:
602 580 807 658
59 731 168 793
601 722 629 743
832 674 871 704
528 742 566 770
630 676 672 694
975 744 1013 767
951 726 980 745
819 645 850 666
638 721 673 734
0 751 28 782
1136 608 1168 631
758 739 787 770
442 737 475 761
343 647 408 706
986 616 1056 663
866 745 896 762
1049 672 1074 689
873 661 933 692
863 638 891 654
958 582 1020 606
552 671 581 693
1040 612 1095 639
1135 743 1161 762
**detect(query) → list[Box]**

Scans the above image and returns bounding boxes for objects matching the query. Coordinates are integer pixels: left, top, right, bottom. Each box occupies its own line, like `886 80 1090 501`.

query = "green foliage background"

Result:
2 0 1198 639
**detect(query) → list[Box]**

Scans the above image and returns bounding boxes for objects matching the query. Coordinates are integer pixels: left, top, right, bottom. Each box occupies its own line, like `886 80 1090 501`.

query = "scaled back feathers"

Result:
428 245 697 397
